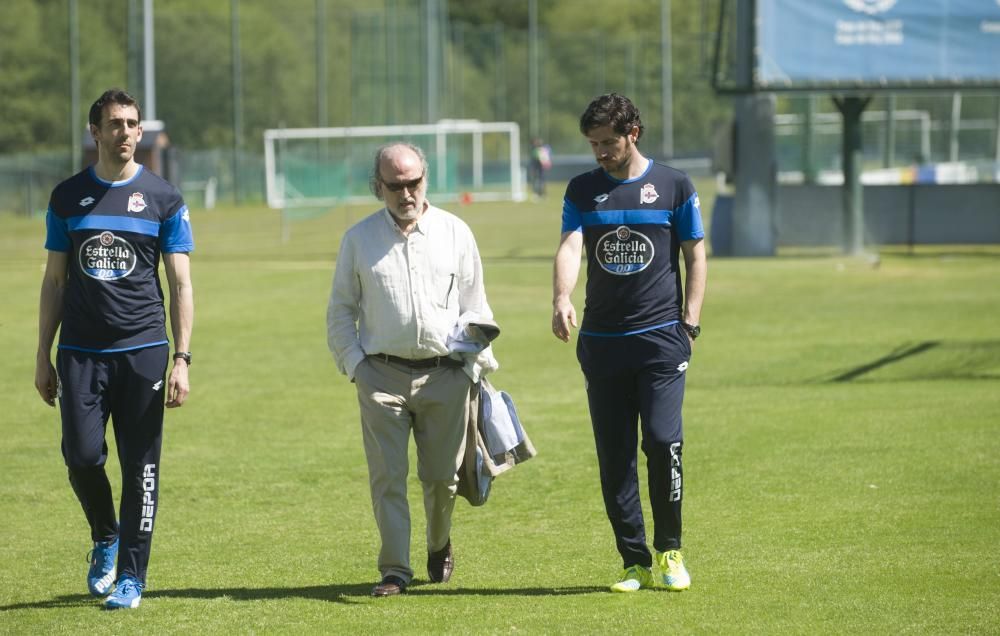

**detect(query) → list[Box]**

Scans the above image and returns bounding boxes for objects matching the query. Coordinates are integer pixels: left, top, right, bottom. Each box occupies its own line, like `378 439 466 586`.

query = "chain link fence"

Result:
1 0 998 214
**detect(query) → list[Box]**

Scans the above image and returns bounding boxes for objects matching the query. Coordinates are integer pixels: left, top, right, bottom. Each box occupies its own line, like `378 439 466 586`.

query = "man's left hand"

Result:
166 362 189 408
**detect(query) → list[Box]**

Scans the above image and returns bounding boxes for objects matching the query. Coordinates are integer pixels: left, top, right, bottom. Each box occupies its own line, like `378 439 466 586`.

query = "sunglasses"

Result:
381 175 424 193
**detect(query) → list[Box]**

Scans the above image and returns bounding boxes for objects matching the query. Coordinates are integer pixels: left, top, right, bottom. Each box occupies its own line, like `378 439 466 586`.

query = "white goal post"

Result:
263 120 525 209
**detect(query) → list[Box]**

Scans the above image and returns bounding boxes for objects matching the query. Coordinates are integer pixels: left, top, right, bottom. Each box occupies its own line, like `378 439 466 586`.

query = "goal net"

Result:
264 120 525 209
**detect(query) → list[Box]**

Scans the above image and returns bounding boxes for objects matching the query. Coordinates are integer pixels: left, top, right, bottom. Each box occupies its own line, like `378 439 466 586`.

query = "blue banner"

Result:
757 0 1000 87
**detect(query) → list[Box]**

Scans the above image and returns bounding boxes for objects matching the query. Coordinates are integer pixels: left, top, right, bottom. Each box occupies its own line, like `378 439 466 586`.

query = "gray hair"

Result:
369 142 429 200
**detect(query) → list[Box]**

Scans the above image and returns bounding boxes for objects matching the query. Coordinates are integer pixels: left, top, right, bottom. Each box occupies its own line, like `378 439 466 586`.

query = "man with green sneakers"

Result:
552 93 706 592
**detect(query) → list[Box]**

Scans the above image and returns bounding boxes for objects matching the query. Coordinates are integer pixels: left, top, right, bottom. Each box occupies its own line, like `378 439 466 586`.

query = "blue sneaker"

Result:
104 574 143 609
86 538 118 597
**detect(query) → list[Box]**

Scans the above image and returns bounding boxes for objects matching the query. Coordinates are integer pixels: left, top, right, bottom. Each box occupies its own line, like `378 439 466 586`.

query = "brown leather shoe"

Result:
427 540 454 583
371 575 407 597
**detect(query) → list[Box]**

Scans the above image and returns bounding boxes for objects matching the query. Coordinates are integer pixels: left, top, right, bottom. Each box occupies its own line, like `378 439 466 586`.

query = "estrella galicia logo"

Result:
597 225 654 275
844 0 896 15
79 231 137 280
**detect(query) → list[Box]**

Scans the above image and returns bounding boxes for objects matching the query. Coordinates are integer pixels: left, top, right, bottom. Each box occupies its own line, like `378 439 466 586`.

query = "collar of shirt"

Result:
380 201 431 236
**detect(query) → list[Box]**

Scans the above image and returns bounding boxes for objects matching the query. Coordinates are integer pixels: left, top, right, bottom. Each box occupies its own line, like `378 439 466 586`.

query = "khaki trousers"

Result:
353 356 471 583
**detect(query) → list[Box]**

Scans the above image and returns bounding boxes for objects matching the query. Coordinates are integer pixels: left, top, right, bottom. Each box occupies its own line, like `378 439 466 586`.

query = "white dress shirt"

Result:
327 204 494 380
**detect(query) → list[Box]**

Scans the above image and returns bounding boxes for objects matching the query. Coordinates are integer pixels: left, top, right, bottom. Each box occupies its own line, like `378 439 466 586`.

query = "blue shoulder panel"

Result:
44 209 71 251
673 192 705 241
160 205 194 253
561 198 583 233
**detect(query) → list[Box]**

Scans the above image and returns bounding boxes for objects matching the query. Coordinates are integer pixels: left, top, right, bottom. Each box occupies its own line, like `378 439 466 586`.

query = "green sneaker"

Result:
655 550 691 591
609 564 655 593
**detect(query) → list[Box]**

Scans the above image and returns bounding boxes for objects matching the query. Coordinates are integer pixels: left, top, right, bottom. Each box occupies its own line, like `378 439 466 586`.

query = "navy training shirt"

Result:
45 165 194 353
561 159 703 336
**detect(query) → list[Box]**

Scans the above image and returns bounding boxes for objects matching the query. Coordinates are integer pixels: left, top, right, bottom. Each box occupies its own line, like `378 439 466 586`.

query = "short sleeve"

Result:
561 197 583 234
44 208 71 252
673 186 705 242
160 204 195 253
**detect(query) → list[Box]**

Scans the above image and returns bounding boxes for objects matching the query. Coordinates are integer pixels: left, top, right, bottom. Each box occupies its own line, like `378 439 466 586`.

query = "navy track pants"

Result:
577 323 689 568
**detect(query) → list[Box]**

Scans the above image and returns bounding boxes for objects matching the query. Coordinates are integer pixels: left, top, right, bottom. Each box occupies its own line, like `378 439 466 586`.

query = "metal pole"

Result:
835 96 871 255
625 41 636 107
473 131 483 189
994 95 1000 164
69 0 81 173
660 0 673 159
232 0 243 203
884 93 896 168
143 0 156 120
528 0 539 140
386 0 396 124
949 91 962 163
128 0 140 96
454 23 465 118
425 0 440 123
316 0 327 128
494 22 506 121
803 96 815 184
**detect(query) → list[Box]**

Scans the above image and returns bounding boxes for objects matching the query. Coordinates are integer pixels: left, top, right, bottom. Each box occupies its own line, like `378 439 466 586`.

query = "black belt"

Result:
371 354 464 369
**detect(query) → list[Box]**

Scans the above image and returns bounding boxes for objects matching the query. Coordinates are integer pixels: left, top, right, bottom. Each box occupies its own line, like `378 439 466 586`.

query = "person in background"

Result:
529 137 553 198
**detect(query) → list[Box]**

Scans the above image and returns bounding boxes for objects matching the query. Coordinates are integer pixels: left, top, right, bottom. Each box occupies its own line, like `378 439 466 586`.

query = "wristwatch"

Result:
680 322 701 340
173 351 192 366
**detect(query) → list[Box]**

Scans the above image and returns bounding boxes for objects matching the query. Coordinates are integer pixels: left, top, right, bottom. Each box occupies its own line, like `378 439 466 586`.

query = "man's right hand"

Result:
551 298 577 343
35 356 58 407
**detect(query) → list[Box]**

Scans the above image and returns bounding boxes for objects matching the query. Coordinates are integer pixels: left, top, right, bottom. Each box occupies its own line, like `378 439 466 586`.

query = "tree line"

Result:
0 0 731 161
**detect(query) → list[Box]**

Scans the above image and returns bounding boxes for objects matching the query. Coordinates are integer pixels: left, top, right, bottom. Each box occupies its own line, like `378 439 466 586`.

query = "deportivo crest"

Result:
640 183 659 204
844 0 896 15
79 231 137 280
597 225 654 276
127 192 147 213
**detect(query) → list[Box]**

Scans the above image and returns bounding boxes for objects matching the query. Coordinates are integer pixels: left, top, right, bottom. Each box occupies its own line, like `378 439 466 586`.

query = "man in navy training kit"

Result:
35 88 195 610
551 93 707 592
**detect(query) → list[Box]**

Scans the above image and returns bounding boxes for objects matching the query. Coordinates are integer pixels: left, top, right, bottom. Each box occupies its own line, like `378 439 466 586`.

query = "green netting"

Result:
274 131 514 207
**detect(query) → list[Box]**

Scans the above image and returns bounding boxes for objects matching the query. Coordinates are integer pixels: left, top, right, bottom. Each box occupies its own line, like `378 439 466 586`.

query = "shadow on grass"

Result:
0 583 607 611
830 341 940 382
0 593 96 611
820 339 1000 383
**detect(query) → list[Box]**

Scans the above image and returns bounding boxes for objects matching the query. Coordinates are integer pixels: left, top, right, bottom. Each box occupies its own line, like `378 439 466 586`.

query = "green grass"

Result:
1 191 999 634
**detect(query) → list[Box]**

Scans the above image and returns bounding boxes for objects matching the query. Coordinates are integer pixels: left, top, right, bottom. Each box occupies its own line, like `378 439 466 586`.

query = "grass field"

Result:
1 190 999 634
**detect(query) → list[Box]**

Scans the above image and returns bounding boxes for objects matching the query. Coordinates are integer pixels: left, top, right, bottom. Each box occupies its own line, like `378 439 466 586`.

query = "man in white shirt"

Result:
327 142 493 597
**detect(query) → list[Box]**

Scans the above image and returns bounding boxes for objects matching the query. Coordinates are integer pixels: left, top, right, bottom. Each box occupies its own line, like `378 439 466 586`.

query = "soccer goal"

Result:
263 120 525 209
